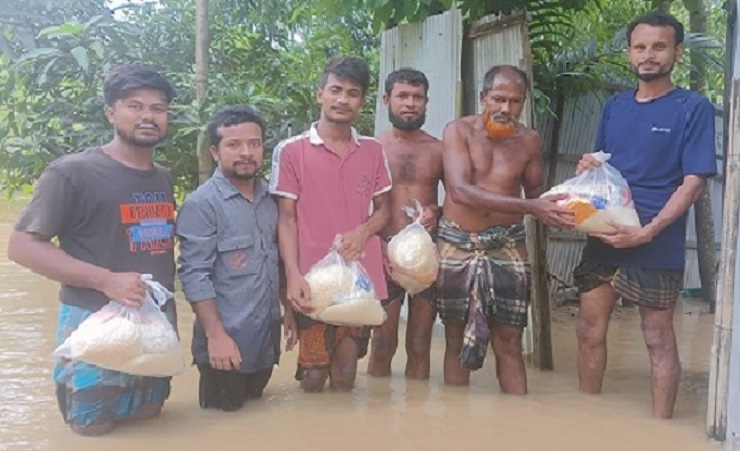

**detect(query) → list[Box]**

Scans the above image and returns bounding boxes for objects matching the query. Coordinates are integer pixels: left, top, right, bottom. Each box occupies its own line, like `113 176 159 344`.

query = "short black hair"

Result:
103 64 176 106
627 11 684 46
207 104 265 148
481 65 530 94
320 56 370 96
384 68 429 96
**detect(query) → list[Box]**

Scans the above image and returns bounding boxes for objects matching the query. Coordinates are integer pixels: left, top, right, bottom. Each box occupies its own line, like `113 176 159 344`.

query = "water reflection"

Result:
0 224 720 451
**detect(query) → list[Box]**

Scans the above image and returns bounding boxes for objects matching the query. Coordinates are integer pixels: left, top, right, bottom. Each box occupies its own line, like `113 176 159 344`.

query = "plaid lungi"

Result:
573 261 684 309
436 217 531 371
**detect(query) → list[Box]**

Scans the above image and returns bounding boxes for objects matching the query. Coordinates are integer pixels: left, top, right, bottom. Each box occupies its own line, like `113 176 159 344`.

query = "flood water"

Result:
0 223 721 450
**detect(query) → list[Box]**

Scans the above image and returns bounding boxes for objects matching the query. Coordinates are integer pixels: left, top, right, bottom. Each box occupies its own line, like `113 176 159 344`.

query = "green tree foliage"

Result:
1 5 134 193
545 0 724 104
0 0 379 195
314 0 724 112
0 0 727 196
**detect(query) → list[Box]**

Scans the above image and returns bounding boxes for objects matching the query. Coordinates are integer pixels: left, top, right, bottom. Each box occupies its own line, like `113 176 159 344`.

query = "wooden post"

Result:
707 1 739 437
527 217 553 370
523 18 553 370
527 93 562 371
694 191 717 312
195 0 212 185
545 95 566 190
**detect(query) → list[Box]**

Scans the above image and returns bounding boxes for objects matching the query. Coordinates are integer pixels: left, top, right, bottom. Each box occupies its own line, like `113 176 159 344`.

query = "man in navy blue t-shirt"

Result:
573 12 717 419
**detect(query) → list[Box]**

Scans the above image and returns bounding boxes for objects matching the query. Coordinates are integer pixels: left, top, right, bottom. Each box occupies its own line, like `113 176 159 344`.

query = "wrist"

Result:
357 224 371 242
522 199 535 215
643 223 659 241
285 265 302 279
205 327 228 340
94 268 113 293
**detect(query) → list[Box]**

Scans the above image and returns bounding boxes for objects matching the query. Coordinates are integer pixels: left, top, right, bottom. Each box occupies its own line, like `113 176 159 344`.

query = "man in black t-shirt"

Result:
8 64 177 436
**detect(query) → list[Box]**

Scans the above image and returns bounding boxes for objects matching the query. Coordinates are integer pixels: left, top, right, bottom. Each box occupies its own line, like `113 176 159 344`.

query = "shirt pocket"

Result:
217 234 257 277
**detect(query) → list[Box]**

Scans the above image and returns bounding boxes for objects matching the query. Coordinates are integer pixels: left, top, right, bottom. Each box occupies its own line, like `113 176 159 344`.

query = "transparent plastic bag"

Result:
541 151 640 234
387 200 439 295
53 274 186 377
304 236 386 326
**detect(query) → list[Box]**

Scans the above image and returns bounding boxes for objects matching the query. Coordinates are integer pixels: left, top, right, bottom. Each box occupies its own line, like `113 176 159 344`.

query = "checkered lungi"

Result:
573 261 683 309
436 217 531 370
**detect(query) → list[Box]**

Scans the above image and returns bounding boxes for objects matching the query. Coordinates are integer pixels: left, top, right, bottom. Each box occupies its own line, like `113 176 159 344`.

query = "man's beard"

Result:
225 161 259 181
115 126 166 148
388 109 426 131
632 61 674 82
482 111 516 139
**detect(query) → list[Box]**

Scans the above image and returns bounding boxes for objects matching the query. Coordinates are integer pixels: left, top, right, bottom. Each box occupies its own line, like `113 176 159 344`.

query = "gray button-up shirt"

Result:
177 169 280 374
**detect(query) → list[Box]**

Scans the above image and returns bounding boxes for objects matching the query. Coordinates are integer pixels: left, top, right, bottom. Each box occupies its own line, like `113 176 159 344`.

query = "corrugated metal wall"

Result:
684 113 724 288
468 13 534 126
374 9 463 139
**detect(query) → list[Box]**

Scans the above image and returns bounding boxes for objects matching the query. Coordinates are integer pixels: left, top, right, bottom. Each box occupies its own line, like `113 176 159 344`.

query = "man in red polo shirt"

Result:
270 56 392 392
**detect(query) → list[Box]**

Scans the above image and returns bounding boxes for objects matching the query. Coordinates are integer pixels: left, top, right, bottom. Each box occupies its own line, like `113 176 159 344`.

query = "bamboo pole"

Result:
521 19 553 370
706 3 740 435
195 0 212 185
707 120 740 439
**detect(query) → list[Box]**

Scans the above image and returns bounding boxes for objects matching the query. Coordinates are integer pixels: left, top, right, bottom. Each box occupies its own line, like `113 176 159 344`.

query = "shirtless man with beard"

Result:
438 65 574 393
367 69 443 380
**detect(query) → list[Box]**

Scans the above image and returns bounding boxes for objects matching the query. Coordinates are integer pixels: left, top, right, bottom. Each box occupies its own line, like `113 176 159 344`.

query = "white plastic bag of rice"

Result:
387 200 439 294
540 151 640 234
304 236 386 326
53 275 186 377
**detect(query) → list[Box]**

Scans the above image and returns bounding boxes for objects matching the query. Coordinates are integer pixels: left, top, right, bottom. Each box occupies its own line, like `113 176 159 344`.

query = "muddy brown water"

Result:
0 224 721 450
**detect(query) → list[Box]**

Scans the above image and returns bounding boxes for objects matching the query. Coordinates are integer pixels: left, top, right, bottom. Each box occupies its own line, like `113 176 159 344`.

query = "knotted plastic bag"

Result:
53 275 186 377
387 200 439 294
541 151 640 234
304 236 386 326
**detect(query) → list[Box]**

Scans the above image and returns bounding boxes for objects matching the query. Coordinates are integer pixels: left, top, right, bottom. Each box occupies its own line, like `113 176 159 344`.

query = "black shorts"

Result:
573 261 683 310
198 365 273 412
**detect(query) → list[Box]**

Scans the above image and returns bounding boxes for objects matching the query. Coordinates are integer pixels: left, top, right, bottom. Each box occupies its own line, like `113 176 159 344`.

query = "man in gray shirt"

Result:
177 105 296 411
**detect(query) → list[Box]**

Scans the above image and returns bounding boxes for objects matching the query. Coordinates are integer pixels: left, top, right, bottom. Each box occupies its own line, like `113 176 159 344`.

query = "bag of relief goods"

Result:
304 236 386 326
387 200 439 295
540 151 640 234
53 275 186 377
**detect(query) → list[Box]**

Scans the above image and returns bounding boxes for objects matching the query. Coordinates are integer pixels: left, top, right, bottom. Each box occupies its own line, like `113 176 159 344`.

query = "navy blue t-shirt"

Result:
582 88 717 270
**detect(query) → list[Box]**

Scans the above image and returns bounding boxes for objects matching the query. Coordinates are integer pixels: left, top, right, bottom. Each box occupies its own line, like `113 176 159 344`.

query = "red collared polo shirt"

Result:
270 123 392 299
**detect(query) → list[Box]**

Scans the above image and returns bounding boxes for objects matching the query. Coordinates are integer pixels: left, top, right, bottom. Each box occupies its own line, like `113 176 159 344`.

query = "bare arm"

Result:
442 121 532 214
277 197 301 280
442 121 573 228
7 230 146 306
280 286 298 351
597 175 706 248
645 176 705 237
277 197 312 313
337 191 391 260
190 300 225 338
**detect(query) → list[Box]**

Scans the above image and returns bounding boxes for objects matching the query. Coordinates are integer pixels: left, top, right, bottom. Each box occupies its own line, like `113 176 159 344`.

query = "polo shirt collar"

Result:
213 168 267 202
308 122 360 147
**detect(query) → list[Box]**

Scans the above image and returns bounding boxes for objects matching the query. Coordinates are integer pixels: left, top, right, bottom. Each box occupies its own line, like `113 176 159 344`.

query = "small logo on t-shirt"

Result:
651 126 671 134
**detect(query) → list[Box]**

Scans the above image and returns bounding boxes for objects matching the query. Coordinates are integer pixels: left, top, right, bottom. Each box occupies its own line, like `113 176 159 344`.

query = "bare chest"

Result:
468 136 530 186
387 147 442 186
